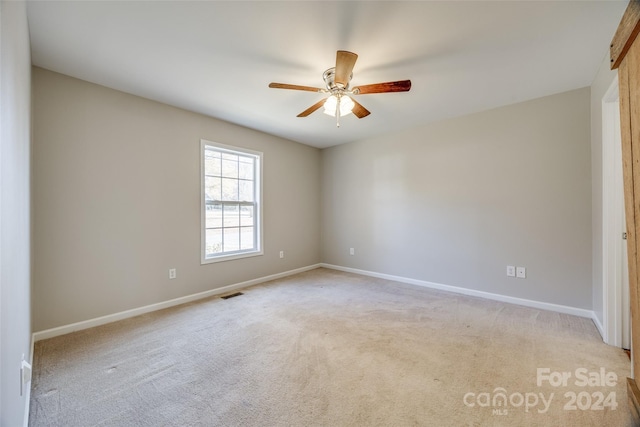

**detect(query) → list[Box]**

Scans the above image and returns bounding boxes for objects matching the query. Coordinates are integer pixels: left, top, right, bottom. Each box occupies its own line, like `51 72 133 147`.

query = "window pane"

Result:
206 228 223 256
205 176 222 201
240 206 254 226
202 142 261 261
222 152 237 161
239 180 254 202
238 159 254 180
221 156 238 178
223 204 240 227
221 178 238 201
206 203 222 229
223 227 240 252
241 227 254 250
205 150 221 176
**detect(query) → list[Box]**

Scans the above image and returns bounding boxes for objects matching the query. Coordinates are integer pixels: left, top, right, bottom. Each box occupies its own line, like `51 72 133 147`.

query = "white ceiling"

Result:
26 1 627 149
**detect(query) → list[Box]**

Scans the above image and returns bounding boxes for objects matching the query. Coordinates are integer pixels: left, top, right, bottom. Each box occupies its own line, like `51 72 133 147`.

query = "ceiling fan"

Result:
269 50 411 127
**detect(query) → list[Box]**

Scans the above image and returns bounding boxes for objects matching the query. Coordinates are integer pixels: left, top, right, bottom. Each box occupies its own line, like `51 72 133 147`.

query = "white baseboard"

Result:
591 313 605 341
33 264 321 342
320 263 595 319
32 262 597 342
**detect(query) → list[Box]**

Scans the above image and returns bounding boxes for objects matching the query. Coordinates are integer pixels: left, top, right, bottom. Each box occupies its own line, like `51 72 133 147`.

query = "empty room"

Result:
3 0 640 426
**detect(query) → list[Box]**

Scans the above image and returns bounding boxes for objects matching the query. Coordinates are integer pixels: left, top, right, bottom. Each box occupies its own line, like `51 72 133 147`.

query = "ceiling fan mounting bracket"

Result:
323 67 352 92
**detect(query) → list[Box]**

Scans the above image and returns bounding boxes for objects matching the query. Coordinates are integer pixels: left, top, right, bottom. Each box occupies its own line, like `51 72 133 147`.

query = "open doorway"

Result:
602 75 631 350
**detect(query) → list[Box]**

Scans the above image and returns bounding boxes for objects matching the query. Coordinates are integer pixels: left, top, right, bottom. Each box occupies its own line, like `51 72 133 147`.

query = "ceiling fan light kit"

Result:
269 50 411 127
323 94 354 117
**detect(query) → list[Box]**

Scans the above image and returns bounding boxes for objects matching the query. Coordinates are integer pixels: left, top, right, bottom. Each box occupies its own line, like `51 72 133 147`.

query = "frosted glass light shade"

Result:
323 95 354 117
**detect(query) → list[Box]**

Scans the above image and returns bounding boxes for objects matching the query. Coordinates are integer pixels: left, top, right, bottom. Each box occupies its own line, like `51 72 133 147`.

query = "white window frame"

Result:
200 139 263 264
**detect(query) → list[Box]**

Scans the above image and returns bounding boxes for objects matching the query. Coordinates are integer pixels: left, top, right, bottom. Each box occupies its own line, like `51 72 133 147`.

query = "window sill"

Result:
201 250 263 265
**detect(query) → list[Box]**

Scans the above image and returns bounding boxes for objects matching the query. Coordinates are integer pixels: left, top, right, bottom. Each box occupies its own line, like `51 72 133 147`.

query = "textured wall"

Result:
32 68 321 331
321 88 592 309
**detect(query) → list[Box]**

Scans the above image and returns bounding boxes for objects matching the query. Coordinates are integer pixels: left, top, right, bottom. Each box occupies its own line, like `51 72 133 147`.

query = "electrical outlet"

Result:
350 248 355 255
516 267 526 279
279 251 284 259
169 268 177 279
507 266 516 277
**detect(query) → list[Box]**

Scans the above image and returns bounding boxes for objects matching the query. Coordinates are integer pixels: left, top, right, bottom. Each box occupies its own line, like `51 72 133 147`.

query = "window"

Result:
201 140 262 263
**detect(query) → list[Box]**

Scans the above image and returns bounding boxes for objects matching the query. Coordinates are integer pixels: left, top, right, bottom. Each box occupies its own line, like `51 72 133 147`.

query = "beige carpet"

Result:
29 268 631 426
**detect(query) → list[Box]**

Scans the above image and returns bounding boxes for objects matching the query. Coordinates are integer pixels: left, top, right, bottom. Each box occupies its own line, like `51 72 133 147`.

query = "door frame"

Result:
602 74 630 349
609 1 640 421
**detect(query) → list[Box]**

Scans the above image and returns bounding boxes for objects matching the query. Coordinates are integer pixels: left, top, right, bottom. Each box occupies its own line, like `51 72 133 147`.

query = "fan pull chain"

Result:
336 94 341 127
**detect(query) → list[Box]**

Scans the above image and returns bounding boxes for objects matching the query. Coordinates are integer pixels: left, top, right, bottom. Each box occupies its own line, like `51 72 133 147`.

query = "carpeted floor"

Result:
29 268 632 426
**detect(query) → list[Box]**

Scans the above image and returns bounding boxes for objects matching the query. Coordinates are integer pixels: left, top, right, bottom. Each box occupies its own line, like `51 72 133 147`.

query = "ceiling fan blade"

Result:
269 83 324 92
335 50 358 87
297 98 328 117
352 80 412 95
351 99 370 119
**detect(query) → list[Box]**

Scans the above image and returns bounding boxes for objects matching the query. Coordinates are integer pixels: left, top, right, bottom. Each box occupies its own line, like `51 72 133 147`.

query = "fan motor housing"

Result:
323 67 352 91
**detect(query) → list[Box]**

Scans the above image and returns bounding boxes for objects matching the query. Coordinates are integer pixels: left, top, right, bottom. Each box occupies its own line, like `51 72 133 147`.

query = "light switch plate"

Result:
20 360 31 396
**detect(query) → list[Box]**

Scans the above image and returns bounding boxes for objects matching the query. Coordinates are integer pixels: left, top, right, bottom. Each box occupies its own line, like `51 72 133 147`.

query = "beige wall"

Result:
32 68 321 331
1 1 32 426
32 64 598 331
321 88 592 309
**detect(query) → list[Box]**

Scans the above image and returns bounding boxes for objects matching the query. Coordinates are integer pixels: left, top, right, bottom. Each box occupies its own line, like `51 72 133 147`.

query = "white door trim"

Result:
602 74 629 348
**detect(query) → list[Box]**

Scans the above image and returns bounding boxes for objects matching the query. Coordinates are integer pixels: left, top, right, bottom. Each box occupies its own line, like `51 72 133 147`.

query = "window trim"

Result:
200 139 263 264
